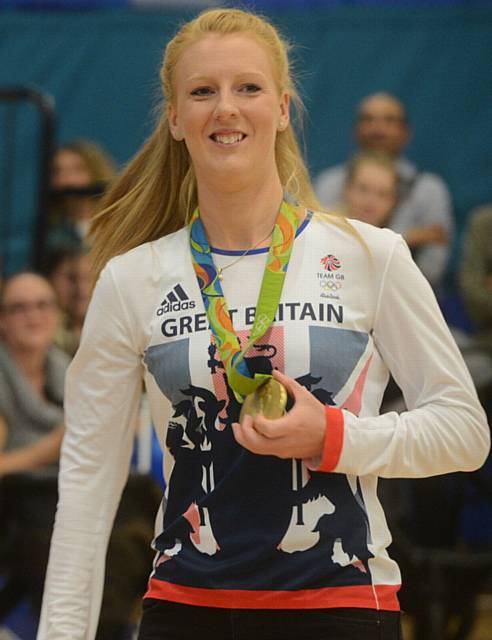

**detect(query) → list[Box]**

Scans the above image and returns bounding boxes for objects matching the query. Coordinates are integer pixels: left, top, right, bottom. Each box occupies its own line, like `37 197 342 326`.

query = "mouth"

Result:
209 131 246 146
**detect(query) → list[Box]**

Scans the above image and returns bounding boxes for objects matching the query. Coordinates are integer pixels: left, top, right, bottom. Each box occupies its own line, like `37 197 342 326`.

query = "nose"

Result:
213 89 239 121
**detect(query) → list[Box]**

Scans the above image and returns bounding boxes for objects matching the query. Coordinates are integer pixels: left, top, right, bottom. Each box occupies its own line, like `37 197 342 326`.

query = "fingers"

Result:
232 419 285 457
271 369 304 399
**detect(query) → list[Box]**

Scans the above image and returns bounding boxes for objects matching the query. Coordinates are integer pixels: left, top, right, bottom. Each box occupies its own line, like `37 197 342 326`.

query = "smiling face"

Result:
356 95 409 157
167 34 289 192
0 273 59 355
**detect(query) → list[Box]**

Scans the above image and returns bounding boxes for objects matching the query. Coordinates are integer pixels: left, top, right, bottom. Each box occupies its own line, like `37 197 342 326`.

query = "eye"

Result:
239 83 261 94
190 86 214 98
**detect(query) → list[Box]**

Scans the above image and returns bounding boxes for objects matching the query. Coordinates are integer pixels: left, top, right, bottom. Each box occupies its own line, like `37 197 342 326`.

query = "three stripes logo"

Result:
157 284 196 315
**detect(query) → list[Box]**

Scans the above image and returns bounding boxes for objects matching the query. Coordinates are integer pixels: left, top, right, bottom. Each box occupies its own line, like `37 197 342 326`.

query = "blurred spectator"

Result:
314 92 453 292
48 139 117 251
459 204 492 411
43 246 92 357
342 151 398 227
0 272 66 478
0 272 159 639
460 204 492 354
0 272 67 620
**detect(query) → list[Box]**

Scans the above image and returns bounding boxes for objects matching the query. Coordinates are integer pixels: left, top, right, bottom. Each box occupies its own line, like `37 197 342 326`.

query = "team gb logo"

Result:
321 254 341 271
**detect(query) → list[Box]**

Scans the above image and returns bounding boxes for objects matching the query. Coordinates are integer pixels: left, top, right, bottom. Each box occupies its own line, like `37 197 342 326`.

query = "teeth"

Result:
213 133 244 145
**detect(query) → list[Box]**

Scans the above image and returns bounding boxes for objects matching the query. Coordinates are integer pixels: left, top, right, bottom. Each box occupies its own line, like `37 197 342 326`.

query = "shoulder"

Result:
47 344 72 373
468 204 492 228
309 210 401 253
0 342 15 382
97 228 189 300
314 163 347 186
90 228 190 352
106 227 189 282
413 170 451 198
306 212 405 285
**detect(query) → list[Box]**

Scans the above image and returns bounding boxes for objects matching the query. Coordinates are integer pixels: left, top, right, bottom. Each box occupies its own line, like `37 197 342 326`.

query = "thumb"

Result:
271 369 304 401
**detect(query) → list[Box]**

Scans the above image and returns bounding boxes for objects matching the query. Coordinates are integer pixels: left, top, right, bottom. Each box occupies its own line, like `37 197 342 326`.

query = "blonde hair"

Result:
56 139 117 185
89 7 326 281
346 151 399 189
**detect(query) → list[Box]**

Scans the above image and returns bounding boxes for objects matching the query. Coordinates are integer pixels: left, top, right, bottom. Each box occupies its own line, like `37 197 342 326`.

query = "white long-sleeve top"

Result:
38 213 489 639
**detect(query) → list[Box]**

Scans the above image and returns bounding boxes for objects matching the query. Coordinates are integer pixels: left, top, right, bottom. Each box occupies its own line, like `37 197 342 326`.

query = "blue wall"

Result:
0 5 491 271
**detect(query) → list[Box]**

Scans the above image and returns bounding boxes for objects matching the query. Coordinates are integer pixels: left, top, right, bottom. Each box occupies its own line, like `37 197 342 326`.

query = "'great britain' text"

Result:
161 302 343 338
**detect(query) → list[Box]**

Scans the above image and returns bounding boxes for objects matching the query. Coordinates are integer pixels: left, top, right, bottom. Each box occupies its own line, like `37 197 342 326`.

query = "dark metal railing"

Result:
0 86 56 274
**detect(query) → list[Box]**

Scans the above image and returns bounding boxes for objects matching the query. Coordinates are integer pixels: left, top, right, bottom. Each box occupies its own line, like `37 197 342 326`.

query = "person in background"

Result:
459 203 492 411
314 92 453 292
0 273 66 479
0 272 67 621
38 8 488 640
342 151 398 227
43 246 92 357
47 139 117 251
0 273 159 639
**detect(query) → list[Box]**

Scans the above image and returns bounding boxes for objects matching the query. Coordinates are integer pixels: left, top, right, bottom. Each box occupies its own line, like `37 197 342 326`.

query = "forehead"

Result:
354 162 397 186
360 97 405 119
2 274 54 303
54 149 86 168
174 33 275 84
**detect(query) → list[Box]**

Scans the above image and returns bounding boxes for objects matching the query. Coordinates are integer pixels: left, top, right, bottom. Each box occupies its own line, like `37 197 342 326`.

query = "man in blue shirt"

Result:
314 93 453 293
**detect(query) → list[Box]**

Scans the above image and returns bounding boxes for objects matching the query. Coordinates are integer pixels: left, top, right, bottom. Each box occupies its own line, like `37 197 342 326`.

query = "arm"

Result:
336 238 488 477
234 238 489 478
459 210 492 327
403 175 454 289
0 424 64 477
37 263 143 640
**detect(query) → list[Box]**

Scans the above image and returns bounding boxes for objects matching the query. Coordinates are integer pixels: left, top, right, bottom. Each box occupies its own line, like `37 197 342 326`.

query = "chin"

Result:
21 336 53 353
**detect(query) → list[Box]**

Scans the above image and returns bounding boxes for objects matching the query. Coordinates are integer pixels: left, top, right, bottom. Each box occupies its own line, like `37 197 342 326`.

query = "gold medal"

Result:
239 378 288 422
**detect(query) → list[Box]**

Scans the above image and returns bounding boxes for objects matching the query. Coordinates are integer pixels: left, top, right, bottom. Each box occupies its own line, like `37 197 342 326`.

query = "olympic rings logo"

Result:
320 281 342 291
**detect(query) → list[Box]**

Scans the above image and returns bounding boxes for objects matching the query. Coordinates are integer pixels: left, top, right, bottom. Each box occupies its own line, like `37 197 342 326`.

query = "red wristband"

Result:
318 406 344 472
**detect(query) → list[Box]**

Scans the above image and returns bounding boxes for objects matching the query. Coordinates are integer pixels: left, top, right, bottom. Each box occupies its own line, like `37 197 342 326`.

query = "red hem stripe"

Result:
318 406 344 472
145 579 400 611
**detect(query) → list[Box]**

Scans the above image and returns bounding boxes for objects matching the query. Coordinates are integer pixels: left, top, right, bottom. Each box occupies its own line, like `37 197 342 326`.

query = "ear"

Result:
167 103 184 141
278 92 290 131
402 123 412 147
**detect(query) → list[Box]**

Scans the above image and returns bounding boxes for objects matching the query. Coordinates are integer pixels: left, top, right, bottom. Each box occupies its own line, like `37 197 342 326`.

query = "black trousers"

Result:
138 599 403 640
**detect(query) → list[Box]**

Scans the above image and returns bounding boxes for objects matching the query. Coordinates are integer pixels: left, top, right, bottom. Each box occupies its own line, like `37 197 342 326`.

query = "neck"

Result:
196 181 285 251
66 197 96 221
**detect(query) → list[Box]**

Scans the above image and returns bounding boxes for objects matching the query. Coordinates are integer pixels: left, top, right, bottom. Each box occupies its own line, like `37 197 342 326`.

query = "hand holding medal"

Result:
239 377 288 422
232 369 326 461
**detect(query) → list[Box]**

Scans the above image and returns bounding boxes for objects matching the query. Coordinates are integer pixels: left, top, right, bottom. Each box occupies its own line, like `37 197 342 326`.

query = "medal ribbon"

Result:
189 200 301 399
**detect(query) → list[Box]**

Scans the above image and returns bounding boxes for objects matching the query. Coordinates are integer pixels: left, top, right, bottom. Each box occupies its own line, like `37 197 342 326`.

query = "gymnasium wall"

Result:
0 4 491 271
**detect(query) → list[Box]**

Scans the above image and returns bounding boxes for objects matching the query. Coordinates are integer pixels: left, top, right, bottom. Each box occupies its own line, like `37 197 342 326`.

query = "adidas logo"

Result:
157 284 196 315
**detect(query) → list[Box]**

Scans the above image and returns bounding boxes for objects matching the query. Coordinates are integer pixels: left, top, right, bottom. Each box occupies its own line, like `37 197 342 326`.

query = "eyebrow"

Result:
186 71 267 83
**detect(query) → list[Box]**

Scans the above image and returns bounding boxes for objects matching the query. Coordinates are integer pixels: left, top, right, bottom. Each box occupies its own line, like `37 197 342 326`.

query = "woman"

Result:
47 139 116 250
44 246 92 357
39 8 489 640
342 151 399 228
0 272 67 621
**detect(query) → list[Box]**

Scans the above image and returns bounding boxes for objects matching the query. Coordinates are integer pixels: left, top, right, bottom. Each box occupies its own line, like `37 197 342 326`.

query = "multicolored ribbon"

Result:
189 200 302 400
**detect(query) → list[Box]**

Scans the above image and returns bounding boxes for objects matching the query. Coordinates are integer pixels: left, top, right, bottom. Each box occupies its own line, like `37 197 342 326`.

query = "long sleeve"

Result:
37 263 144 640
331 237 489 478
